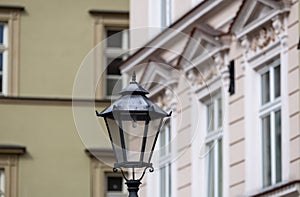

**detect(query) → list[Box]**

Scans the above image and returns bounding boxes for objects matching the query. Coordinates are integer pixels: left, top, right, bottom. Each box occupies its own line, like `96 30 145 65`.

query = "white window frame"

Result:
205 93 223 197
158 120 171 197
243 38 289 191
161 0 172 27
258 59 282 187
0 23 8 96
104 27 129 98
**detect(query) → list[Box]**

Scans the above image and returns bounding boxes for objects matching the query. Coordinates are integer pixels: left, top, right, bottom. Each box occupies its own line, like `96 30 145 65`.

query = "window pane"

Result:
0 74 2 93
160 166 166 197
0 53 2 93
207 102 214 132
275 110 282 183
262 115 271 187
107 176 123 191
261 71 270 105
168 163 171 196
106 78 122 96
0 53 3 72
107 58 122 75
160 127 166 156
160 121 171 157
218 139 223 197
207 143 215 197
217 97 222 128
0 169 4 197
0 24 3 44
274 65 281 98
107 29 123 48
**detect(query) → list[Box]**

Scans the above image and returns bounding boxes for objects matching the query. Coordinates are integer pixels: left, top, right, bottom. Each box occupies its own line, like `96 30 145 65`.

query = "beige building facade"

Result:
0 1 129 197
120 0 300 196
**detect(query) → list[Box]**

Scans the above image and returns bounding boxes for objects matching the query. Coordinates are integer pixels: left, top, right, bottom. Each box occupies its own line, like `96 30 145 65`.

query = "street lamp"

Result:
96 72 171 197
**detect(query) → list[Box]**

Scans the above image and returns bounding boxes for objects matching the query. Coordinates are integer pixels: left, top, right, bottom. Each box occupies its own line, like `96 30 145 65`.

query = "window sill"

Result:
248 180 300 197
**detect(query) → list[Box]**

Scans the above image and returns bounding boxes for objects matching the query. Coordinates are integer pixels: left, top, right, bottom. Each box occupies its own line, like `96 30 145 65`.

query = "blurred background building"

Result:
0 0 129 197
120 0 300 197
0 0 299 197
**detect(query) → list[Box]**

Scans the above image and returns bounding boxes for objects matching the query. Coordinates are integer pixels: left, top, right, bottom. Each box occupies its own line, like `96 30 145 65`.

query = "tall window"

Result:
104 28 129 97
259 59 282 187
206 94 222 197
0 23 8 95
159 120 171 197
161 0 171 27
105 173 127 197
0 168 4 197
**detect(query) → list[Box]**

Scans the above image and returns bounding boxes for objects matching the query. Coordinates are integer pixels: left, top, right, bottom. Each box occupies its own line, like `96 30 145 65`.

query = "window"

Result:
161 0 171 27
0 23 8 95
159 120 171 197
104 28 129 97
0 169 4 197
206 94 222 197
259 60 282 187
105 173 127 197
86 149 128 197
0 145 26 197
90 11 129 98
0 6 23 96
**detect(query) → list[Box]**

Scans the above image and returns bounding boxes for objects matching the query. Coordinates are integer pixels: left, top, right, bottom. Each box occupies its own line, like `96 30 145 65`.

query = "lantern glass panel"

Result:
122 119 146 163
107 111 164 168
106 118 126 163
142 118 163 162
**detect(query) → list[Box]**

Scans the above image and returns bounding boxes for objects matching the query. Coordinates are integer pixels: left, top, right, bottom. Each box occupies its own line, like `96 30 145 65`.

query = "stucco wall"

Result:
0 0 129 196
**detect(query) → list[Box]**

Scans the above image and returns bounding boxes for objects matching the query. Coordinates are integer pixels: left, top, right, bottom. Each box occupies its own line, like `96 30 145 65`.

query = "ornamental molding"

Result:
231 0 290 39
186 64 219 88
155 87 177 112
241 22 277 55
232 0 289 59
178 25 226 71
240 14 286 60
139 60 173 91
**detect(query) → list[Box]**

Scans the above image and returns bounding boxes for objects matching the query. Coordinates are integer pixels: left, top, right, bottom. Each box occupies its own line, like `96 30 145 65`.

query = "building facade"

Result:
0 1 129 197
120 0 300 196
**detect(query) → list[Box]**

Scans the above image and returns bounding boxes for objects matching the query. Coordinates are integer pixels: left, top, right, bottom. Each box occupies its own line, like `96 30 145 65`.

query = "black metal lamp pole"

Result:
96 72 171 197
126 180 141 197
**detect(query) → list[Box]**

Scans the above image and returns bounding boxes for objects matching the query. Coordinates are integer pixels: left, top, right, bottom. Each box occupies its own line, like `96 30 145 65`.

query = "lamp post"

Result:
96 72 171 197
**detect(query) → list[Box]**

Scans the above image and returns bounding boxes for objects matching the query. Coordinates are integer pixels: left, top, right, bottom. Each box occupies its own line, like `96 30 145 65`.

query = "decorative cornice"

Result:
89 9 128 16
0 144 26 155
85 148 114 159
0 5 25 11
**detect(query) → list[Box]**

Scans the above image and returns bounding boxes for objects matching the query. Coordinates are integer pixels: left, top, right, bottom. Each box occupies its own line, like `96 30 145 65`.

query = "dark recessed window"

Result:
107 176 123 192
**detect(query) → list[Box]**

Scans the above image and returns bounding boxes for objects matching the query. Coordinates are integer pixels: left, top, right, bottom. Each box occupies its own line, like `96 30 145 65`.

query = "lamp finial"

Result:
132 71 136 82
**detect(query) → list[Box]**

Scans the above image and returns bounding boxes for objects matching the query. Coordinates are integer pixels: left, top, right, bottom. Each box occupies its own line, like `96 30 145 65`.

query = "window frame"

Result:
161 0 172 27
0 7 23 96
205 93 223 197
0 145 26 197
258 59 282 187
103 27 129 98
0 23 8 95
105 172 127 197
90 11 129 99
0 168 4 197
86 149 128 197
158 120 172 197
